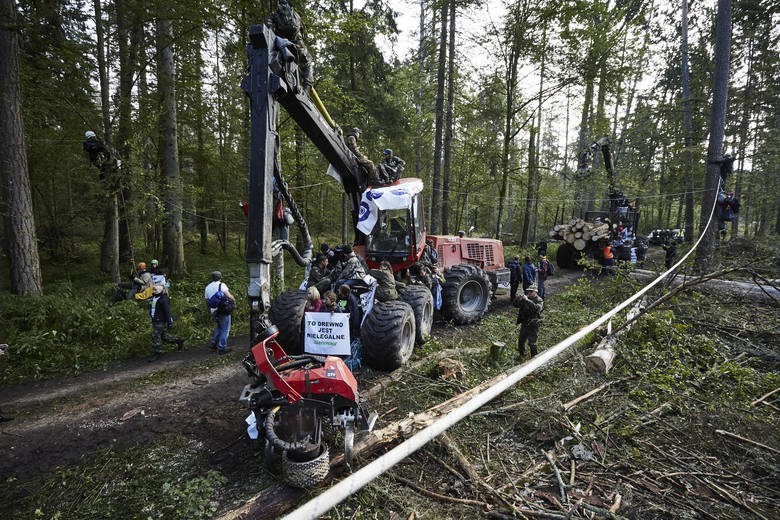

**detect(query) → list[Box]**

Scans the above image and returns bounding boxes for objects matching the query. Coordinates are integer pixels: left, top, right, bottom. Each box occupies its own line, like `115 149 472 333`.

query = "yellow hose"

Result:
310 87 336 128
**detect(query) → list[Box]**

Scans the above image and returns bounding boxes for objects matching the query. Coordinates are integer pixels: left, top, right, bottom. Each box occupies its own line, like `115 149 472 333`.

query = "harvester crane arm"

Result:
240 22 367 337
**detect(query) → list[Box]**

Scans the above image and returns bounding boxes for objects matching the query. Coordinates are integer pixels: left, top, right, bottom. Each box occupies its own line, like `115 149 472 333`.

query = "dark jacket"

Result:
515 295 543 325
369 268 397 301
507 259 522 283
150 293 173 324
308 264 333 287
337 292 362 338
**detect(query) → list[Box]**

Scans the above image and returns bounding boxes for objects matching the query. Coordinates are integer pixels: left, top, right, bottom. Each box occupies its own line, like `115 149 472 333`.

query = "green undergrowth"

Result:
336 269 779 518
0 248 257 387
4 435 228 520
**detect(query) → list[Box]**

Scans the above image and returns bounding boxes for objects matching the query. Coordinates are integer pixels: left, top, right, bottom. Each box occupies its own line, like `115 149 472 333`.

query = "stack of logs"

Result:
549 218 613 251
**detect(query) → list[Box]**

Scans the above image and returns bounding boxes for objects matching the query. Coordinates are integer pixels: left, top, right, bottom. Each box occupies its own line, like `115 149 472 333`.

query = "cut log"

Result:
565 233 576 244
574 239 587 251
586 299 645 374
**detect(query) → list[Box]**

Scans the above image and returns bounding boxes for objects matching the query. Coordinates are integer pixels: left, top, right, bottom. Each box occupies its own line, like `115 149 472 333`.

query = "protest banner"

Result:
304 312 351 356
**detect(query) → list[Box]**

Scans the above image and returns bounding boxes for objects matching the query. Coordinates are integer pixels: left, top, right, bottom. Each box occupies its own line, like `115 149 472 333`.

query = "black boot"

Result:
175 339 184 351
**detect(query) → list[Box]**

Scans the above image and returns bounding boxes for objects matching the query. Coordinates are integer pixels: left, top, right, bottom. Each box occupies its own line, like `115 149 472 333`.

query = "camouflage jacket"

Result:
340 254 366 280
515 295 543 325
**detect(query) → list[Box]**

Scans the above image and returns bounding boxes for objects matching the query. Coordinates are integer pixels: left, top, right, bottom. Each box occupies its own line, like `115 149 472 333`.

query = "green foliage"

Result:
0 251 251 387
10 436 227 520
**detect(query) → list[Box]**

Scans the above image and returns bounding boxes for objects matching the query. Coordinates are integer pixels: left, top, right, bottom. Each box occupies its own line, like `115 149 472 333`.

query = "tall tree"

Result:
93 0 119 280
441 0 456 235
680 0 695 243
431 0 448 234
694 0 732 272
0 0 43 296
156 18 185 276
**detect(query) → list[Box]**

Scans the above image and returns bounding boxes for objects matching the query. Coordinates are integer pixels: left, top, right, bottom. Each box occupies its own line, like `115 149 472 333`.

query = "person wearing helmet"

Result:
82 130 110 171
345 127 380 186
149 259 162 276
380 148 405 183
132 262 153 296
514 284 543 358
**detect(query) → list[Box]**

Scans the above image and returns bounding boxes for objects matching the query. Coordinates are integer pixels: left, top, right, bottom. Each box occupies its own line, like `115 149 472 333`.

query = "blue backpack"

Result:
207 283 235 315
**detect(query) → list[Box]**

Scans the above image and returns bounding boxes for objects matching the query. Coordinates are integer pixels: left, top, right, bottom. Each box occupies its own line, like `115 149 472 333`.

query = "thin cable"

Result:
282 187 721 520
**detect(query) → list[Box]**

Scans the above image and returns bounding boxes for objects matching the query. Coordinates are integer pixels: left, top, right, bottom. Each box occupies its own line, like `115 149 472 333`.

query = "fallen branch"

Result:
542 449 567 505
437 433 517 513
561 382 613 412
715 429 780 455
363 347 483 400
576 499 630 520
751 386 780 407
392 473 491 509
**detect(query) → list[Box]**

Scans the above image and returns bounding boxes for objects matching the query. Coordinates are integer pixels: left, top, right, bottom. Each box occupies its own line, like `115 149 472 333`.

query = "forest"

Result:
0 0 777 297
0 0 778 518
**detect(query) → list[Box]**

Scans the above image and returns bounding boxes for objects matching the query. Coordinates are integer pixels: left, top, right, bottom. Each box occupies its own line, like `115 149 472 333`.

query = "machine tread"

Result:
361 300 416 371
397 284 433 346
268 290 308 355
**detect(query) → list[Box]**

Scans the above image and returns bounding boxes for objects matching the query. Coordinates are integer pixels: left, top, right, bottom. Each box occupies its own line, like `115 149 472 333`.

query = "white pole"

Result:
283 190 720 520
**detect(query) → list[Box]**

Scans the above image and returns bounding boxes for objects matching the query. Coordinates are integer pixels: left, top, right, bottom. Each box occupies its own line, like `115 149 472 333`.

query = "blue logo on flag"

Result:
358 202 370 221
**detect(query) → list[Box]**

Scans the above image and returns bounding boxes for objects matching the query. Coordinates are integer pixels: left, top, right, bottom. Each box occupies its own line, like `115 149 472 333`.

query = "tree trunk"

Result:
694 0 732 273
116 0 134 267
441 0 456 235
431 1 448 235
0 0 43 296
414 0 425 184
574 75 595 216
732 35 754 238
156 18 186 277
93 0 119 280
520 127 535 245
680 0 695 244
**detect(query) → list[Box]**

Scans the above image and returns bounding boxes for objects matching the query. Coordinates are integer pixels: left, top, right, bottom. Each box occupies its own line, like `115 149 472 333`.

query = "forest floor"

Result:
0 249 778 519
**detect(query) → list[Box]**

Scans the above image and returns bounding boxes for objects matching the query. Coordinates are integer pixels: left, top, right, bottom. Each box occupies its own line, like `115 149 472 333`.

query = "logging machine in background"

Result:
550 137 644 269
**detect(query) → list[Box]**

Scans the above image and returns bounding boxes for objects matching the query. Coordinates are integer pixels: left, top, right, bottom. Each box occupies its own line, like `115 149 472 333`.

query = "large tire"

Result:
440 264 491 325
397 284 433 346
556 243 581 269
268 290 307 355
282 444 330 488
361 300 416 371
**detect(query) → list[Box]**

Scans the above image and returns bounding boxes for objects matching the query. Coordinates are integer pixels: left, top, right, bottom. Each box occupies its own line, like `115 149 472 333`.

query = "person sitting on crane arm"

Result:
380 148 405 183
267 0 313 92
346 127 385 186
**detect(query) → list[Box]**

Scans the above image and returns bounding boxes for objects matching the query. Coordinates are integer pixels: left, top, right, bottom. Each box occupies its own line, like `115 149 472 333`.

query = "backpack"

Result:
134 285 154 302
546 260 555 276
207 283 235 315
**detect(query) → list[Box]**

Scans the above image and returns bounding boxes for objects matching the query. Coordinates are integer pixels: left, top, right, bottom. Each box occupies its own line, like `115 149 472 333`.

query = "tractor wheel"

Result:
440 264 491 325
282 444 330 488
397 284 433 346
268 290 307 355
556 243 581 269
361 300 416 371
